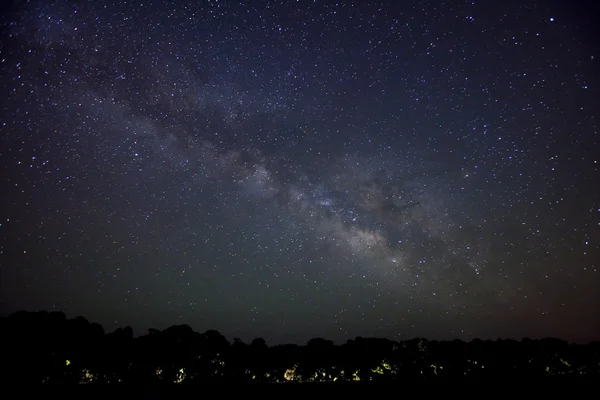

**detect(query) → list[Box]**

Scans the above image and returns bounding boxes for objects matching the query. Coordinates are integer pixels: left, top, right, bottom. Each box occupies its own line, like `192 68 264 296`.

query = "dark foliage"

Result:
1 311 598 384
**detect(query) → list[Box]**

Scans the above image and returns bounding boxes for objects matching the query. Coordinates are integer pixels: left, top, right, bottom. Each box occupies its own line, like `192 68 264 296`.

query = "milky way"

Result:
1 0 598 344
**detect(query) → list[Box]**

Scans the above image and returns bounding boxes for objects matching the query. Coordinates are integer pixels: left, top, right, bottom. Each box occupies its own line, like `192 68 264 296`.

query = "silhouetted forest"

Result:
1 311 598 384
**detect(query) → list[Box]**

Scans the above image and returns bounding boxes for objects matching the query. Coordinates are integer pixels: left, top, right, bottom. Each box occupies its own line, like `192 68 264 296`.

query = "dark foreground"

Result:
2 311 599 386
16 379 598 400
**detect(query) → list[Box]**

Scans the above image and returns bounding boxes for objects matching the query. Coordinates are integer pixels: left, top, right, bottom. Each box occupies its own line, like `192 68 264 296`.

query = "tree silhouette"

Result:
0 310 598 384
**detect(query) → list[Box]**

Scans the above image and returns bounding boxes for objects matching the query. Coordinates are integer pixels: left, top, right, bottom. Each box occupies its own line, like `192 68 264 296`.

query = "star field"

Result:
0 0 599 344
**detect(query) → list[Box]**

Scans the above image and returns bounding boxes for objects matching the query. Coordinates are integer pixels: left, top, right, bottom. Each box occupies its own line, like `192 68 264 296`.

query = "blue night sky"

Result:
1 0 598 344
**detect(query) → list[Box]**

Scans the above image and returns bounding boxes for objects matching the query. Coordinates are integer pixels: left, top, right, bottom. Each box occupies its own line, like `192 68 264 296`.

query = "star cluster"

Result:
1 0 598 344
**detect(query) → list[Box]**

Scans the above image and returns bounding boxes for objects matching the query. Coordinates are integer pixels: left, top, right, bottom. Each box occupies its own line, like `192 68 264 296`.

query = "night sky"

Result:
1 0 599 345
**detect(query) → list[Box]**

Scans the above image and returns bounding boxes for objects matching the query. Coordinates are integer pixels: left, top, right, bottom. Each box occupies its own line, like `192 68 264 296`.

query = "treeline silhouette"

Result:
1 311 598 384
